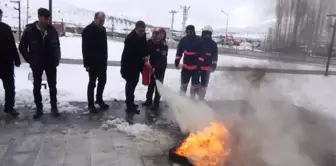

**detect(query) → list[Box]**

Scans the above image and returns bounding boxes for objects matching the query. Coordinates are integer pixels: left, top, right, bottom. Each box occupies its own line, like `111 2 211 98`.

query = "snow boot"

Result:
33 108 44 120
95 101 110 110
51 107 61 117
142 100 152 107
88 105 98 114
4 108 19 117
126 104 140 115
151 103 159 111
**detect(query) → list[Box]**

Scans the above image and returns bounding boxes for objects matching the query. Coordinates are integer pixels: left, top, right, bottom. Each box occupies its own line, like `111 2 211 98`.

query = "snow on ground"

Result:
0 61 335 118
0 59 336 143
59 36 334 71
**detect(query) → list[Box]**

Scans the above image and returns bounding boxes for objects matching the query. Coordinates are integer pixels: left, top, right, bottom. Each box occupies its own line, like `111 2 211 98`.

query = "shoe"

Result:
88 105 98 114
151 103 159 111
4 108 19 117
126 105 140 115
33 108 44 119
95 101 110 110
51 107 61 117
142 100 152 107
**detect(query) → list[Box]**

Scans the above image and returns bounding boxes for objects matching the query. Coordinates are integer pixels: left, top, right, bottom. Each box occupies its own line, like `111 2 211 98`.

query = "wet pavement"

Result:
0 100 335 166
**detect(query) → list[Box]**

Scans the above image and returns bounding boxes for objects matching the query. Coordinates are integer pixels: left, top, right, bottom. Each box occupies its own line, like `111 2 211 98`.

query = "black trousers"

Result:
87 69 107 106
199 70 211 100
146 68 166 104
124 71 140 107
180 69 200 97
32 66 57 109
1 75 15 110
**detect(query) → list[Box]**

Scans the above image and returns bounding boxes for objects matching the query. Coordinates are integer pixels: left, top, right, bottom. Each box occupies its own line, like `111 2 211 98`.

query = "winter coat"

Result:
175 35 204 70
200 38 218 71
19 21 61 69
0 22 21 78
120 30 147 77
147 39 168 71
82 22 108 70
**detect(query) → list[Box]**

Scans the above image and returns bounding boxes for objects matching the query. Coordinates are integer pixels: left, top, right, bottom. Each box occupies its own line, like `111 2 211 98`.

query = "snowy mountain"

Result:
0 0 152 34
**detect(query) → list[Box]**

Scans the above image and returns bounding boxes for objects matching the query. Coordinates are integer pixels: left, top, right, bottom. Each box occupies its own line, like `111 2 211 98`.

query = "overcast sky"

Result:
17 0 273 31
62 0 272 30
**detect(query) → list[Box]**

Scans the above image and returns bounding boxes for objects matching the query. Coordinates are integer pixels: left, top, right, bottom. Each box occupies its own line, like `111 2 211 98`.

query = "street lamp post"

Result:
221 10 229 45
49 0 52 23
11 0 21 40
325 14 336 76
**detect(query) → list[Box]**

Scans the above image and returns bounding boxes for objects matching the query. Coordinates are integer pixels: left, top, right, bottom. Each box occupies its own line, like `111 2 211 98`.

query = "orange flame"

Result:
175 122 230 166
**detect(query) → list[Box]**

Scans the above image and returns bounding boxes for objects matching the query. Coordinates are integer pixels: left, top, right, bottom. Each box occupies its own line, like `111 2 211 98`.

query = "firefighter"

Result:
142 27 168 110
199 25 218 100
19 8 61 119
0 9 21 117
175 25 203 98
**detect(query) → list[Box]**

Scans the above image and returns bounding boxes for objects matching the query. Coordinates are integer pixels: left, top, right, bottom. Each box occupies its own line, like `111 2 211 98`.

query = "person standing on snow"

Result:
142 27 168 111
19 8 61 119
175 25 203 99
120 21 147 114
198 25 218 100
0 9 21 117
82 12 109 114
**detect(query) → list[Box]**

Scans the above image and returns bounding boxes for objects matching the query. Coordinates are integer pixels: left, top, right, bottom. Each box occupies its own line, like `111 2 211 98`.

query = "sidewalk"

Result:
0 100 335 166
0 100 181 166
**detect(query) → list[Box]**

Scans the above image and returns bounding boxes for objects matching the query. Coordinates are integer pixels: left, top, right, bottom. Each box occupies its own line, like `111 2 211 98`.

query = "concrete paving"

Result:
0 100 335 166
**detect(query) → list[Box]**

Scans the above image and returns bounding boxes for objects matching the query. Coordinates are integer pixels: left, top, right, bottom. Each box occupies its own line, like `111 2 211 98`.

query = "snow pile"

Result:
155 79 215 134
0 89 81 113
101 118 173 144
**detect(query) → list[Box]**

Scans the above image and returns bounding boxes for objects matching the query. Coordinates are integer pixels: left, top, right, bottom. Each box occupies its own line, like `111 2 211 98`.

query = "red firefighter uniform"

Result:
175 25 204 98
198 25 218 100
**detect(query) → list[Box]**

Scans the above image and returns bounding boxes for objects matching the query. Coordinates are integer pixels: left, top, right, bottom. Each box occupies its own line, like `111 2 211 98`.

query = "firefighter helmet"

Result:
202 25 213 33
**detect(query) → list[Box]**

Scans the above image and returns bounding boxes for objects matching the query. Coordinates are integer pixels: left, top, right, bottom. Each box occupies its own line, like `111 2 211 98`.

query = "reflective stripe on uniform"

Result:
201 66 212 71
182 64 198 70
184 50 199 56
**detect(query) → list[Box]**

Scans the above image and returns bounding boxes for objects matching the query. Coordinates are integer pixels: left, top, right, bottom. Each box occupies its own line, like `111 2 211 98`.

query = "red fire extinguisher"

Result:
142 58 151 86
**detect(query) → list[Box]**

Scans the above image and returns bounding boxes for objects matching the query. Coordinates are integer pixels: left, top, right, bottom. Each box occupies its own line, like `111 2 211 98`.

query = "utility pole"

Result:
180 5 190 32
26 0 29 25
221 10 229 45
49 0 52 23
169 9 178 40
325 14 336 76
11 0 21 40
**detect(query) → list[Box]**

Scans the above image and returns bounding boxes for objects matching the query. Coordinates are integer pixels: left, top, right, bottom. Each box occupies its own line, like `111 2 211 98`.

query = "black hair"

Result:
38 8 51 17
135 20 146 29
0 9 3 15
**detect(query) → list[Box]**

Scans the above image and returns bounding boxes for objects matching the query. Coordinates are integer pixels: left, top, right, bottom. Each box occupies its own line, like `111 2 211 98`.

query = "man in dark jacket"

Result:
82 12 109 113
120 21 147 114
142 27 168 110
175 25 203 99
19 8 61 119
198 25 218 100
0 9 21 116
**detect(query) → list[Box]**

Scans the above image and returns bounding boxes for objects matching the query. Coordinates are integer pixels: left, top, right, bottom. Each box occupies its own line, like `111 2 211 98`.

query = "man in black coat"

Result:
82 12 109 113
19 8 61 119
0 9 21 116
120 21 147 114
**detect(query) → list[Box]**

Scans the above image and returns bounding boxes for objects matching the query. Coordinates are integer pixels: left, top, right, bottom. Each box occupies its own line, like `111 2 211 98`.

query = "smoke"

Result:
155 79 215 134
155 63 335 166
219 67 335 166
